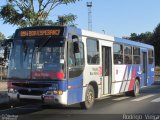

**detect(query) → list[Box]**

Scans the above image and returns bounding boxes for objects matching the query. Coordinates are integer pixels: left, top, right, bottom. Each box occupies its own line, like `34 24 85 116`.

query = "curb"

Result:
153 80 160 85
0 91 9 104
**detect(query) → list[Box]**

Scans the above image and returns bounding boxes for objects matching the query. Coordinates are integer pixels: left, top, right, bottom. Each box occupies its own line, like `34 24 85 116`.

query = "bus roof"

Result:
114 37 153 49
13 26 153 49
81 29 153 49
81 29 114 41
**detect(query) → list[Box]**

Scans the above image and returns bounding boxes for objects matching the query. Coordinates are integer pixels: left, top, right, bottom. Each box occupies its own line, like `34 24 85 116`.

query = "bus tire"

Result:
132 79 140 97
126 79 140 97
80 85 95 109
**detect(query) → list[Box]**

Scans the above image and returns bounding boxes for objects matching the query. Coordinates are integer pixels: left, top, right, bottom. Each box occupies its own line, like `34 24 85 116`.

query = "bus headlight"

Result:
8 88 17 93
46 90 63 95
53 90 63 95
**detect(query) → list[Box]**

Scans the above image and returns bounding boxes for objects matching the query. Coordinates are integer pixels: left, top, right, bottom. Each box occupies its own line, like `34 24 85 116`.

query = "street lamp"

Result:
86 2 92 31
102 30 105 34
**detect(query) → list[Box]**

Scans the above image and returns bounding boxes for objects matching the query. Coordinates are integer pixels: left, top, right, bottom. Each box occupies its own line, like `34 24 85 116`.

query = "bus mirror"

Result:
5 39 13 43
73 42 80 53
1 39 13 46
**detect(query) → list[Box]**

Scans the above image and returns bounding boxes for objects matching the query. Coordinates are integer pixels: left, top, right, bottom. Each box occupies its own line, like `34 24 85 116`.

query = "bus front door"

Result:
142 52 147 86
102 46 112 95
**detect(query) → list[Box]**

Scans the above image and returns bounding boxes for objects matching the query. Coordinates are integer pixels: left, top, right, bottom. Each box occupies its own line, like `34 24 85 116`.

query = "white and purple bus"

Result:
7 26 154 109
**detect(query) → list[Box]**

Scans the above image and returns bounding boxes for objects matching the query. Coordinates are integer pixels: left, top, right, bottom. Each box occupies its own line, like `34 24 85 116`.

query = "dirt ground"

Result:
0 81 7 91
155 66 160 80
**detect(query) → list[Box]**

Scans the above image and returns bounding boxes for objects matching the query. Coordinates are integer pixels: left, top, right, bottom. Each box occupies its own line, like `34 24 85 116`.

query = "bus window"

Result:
87 38 99 64
68 41 75 66
133 47 140 64
148 49 154 64
124 45 132 64
113 43 123 64
68 36 84 79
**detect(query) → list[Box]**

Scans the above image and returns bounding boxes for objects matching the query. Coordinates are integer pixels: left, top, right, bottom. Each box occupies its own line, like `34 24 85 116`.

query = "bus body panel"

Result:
112 64 141 94
147 64 154 85
67 75 83 105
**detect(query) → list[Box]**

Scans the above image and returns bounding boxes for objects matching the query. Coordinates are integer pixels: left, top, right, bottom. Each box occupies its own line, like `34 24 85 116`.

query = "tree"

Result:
55 14 77 26
0 32 5 45
152 23 160 65
129 23 160 65
130 33 138 40
0 0 80 27
129 32 152 43
0 32 6 66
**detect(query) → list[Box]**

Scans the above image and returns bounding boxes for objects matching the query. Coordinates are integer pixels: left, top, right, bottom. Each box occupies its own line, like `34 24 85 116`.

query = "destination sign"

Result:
20 29 61 37
14 26 65 38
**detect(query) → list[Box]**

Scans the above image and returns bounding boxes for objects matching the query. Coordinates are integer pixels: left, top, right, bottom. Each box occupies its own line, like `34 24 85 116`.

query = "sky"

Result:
0 0 160 38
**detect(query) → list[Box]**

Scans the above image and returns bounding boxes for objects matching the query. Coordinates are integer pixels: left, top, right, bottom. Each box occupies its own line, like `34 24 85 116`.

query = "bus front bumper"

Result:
8 92 43 101
42 91 67 105
8 91 68 105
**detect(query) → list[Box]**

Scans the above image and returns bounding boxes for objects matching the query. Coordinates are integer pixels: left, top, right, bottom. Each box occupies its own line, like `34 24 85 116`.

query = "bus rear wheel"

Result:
80 85 95 109
133 79 140 96
126 79 140 97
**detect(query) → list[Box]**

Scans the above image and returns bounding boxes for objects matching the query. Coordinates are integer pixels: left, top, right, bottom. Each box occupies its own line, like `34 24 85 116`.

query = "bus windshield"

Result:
8 37 65 80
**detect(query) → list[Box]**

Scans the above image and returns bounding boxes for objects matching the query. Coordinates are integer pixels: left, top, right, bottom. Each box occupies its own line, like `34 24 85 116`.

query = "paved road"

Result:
1 85 160 120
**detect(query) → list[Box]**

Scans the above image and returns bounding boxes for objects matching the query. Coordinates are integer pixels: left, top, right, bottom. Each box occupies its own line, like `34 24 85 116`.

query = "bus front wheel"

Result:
80 85 95 109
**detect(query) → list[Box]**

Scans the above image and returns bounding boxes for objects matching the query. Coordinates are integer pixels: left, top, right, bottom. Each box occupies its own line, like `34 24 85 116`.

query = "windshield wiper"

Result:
22 39 28 61
38 36 52 51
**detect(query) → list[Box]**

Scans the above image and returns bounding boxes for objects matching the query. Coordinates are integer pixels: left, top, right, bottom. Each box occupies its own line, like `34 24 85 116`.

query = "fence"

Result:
0 65 7 80
155 66 160 81
0 81 7 91
0 66 7 91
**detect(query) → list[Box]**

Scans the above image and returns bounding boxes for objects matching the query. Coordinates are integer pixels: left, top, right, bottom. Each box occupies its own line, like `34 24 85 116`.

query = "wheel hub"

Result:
87 91 93 103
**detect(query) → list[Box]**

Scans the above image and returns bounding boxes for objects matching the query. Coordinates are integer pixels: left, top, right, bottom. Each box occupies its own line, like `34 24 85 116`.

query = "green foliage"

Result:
55 14 77 26
0 32 5 44
0 0 80 27
153 23 160 39
129 23 160 65
129 32 152 43
130 33 138 38
152 23 160 65
46 14 77 26
0 32 5 40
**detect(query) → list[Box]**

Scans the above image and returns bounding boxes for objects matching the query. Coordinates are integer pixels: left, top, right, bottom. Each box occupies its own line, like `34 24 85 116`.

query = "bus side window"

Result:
113 43 123 64
133 47 140 64
148 49 154 64
68 35 84 79
124 45 132 64
68 42 75 67
86 38 99 65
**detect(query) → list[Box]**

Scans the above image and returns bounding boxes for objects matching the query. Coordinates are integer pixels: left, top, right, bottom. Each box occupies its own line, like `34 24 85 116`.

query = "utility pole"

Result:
87 2 92 31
